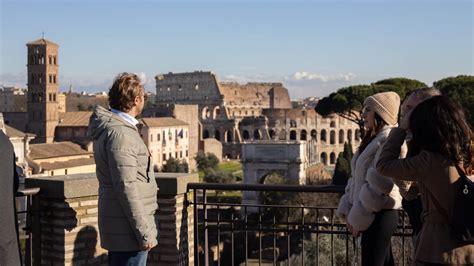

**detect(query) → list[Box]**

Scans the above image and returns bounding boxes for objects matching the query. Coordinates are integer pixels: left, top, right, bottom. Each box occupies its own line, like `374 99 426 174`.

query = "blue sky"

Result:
1 0 472 98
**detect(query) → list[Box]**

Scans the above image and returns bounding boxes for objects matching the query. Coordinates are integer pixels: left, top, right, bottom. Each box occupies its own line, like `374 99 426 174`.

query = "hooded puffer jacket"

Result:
337 126 404 231
88 105 158 251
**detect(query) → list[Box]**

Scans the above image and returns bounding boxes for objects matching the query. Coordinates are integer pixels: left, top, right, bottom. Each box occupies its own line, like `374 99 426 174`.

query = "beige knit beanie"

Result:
363 91 400 126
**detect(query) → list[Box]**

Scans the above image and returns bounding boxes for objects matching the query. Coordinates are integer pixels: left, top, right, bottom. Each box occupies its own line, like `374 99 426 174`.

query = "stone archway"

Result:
242 142 308 211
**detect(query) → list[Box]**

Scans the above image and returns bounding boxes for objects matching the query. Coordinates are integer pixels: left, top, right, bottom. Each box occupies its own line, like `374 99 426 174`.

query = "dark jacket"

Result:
377 128 474 264
0 130 21 265
88 105 158 251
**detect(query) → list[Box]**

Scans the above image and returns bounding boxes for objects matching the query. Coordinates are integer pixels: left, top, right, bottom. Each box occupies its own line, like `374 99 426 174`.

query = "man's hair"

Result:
108 72 143 112
406 87 442 102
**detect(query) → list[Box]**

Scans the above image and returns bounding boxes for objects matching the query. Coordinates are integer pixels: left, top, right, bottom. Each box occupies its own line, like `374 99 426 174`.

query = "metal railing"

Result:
16 187 41 266
188 183 413 266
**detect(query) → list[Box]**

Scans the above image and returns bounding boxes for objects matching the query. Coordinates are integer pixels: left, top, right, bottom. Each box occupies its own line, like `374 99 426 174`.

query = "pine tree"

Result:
332 142 353 186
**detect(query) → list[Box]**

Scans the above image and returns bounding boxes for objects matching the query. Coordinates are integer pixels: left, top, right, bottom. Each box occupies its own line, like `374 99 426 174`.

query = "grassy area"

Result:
218 160 242 173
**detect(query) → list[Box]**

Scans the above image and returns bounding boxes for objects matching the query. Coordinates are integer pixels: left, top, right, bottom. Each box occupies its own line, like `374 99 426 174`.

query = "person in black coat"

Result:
0 128 22 265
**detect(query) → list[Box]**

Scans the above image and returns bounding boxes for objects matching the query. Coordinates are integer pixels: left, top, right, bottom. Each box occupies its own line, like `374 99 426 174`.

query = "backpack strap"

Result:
426 164 469 225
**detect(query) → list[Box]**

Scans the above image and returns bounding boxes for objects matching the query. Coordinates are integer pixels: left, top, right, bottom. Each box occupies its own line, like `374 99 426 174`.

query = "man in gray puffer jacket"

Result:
88 73 158 265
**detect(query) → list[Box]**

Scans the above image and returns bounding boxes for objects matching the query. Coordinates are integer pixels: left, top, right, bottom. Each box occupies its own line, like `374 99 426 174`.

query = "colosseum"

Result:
154 71 360 165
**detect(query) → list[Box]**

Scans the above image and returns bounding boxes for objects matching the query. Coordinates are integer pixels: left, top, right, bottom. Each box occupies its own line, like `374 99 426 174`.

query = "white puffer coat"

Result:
337 126 404 231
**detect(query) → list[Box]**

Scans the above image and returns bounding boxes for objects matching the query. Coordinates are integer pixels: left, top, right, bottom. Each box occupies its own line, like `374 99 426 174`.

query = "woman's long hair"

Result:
358 112 387 154
409 95 472 169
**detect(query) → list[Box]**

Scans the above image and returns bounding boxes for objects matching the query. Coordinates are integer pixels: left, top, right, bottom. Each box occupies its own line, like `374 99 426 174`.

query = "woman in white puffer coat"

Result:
336 91 404 266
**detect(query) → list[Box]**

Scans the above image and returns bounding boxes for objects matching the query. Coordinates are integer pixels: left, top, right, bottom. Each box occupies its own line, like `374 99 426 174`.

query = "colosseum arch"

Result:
213 106 221 119
320 129 327 143
347 129 353 142
310 129 317 141
321 152 328 165
269 129 276 140
253 129 262 140
330 152 336 164
203 129 210 139
225 130 233 143
201 106 210 120
300 129 307 141
290 130 297 140
339 129 344 144
214 129 221 141
243 130 250 140
330 130 336 144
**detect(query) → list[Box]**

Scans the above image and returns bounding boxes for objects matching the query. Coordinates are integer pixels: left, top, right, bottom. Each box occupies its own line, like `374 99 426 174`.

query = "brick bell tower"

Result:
26 38 59 143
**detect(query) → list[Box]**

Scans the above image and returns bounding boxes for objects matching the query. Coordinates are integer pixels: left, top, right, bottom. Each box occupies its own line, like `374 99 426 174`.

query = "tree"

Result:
342 141 353 163
203 167 235 184
433 75 474 128
332 154 351 186
195 151 219 171
332 142 354 186
315 78 427 137
161 157 189 173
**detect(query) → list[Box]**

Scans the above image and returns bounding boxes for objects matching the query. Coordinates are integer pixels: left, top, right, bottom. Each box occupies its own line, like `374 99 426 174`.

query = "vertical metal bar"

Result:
231 212 235 266
25 195 32 266
217 205 220 266
203 189 209 266
330 209 334 266
301 207 304 266
193 189 199 266
245 206 248 266
273 215 277 266
402 210 406 266
32 194 41 266
259 207 262 266
316 208 319 265
345 227 349 265
287 207 290 266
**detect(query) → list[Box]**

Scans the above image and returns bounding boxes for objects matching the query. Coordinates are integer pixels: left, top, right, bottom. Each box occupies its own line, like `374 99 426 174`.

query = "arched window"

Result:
330 130 336 144
290 130 297 140
347 130 353 142
330 152 336 164
321 152 328 165
321 129 327 143
225 130 232 142
203 129 209 139
213 106 221 119
339 129 344 144
243 130 250 140
253 129 262 140
269 129 275 140
214 130 220 141
355 129 360 142
300 129 307 140
311 129 317 141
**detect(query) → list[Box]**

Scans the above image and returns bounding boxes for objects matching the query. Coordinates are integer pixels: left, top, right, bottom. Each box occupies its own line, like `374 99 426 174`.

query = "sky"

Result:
1 0 473 99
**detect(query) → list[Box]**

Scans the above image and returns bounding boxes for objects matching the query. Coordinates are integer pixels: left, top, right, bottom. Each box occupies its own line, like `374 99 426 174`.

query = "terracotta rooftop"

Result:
29 141 91 160
26 38 59 47
5 125 35 139
58 112 92 127
40 157 96 171
141 117 188 128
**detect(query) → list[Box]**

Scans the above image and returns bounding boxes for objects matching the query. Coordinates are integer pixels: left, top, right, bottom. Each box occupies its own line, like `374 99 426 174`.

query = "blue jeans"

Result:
108 250 149 266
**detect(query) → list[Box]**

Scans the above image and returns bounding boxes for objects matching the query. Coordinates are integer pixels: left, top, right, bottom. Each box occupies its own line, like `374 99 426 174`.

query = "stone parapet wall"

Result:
25 172 198 266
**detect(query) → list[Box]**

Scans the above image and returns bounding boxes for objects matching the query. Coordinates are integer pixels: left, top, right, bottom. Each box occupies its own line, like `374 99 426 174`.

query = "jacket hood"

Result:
87 105 135 140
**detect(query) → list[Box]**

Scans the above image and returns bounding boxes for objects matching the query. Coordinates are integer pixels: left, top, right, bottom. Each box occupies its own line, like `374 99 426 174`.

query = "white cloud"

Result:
286 71 357 82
